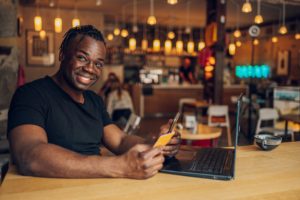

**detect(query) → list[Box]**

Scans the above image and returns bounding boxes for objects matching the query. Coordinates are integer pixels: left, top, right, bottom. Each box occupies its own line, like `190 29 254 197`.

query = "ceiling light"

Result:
54 17 62 33
147 0 156 25
113 28 120 36
107 33 114 41
34 16 42 31
253 39 259 45
271 36 278 43
228 43 236 55
254 0 263 24
167 0 178 5
295 33 300 40
153 39 160 52
121 29 129 37
242 0 252 13
49 0 55 7
142 39 148 51
176 40 183 54
96 0 102 6
164 39 172 54
187 41 195 54
198 41 205 51
235 40 242 47
168 31 175 39
72 18 80 27
39 30 46 40
233 29 241 38
129 38 136 51
278 1 288 34
132 0 138 33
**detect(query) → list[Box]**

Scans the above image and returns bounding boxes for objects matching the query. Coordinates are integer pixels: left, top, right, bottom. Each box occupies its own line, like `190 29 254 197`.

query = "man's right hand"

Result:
120 144 164 179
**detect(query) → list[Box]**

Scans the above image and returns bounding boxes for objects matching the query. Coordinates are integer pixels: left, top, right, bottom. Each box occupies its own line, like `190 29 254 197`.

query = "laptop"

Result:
160 94 243 180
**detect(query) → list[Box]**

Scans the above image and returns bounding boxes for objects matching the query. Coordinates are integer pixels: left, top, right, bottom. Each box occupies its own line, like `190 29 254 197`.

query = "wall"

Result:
19 6 105 92
233 33 300 82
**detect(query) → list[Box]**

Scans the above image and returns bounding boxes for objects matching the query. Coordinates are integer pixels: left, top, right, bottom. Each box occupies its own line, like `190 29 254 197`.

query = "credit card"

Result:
153 132 175 147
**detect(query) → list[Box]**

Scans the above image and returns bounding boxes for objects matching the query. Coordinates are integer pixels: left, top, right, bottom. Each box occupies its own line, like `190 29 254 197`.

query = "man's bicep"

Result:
9 125 48 164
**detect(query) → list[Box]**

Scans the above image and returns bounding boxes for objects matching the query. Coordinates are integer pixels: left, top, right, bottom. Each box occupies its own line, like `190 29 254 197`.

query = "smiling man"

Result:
7 25 180 179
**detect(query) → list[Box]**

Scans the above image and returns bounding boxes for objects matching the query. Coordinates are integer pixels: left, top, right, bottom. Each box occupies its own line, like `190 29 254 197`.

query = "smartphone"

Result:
167 112 181 133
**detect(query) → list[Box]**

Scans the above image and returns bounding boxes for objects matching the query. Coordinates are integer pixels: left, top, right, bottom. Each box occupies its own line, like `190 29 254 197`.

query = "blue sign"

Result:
235 65 270 78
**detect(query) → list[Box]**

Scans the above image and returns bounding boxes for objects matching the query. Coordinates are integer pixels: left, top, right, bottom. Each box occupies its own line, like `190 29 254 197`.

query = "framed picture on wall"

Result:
26 30 55 66
276 50 290 76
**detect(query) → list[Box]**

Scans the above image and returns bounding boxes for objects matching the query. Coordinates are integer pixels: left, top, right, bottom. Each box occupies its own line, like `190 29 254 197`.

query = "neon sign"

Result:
235 65 270 78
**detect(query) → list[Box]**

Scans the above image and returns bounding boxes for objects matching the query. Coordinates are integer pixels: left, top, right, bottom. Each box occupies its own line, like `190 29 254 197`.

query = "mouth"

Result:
75 73 96 85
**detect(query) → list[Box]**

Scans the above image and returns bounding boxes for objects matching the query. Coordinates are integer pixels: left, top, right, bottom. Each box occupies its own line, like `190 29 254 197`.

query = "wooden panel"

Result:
144 88 203 116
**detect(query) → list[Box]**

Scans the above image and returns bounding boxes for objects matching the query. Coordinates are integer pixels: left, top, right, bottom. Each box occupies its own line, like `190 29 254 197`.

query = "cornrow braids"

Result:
59 25 106 58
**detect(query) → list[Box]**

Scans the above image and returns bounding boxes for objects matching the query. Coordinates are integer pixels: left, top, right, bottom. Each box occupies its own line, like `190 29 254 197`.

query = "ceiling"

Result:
21 0 300 29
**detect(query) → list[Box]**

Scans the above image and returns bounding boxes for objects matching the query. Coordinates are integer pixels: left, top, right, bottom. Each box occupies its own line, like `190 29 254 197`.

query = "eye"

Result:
95 62 103 69
77 55 87 62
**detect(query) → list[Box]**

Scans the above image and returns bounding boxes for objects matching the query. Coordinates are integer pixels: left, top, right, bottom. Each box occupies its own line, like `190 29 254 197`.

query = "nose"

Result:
83 61 94 73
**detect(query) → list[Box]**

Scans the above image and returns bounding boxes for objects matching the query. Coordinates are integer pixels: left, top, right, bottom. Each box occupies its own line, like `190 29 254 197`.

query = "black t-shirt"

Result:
179 66 193 83
8 76 112 155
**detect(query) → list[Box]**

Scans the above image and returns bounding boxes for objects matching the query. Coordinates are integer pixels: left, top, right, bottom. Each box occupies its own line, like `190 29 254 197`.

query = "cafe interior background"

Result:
0 0 299 155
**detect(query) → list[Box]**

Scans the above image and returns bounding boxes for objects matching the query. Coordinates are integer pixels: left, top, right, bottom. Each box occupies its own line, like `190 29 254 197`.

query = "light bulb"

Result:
168 31 175 39
153 39 160 52
176 40 183 54
39 30 46 40
34 16 42 31
129 38 136 51
167 0 178 5
242 1 252 13
132 25 139 33
72 18 80 27
198 41 205 51
107 34 114 41
113 28 120 36
228 43 236 55
96 0 102 6
164 40 172 54
254 15 263 24
142 39 148 51
271 36 278 43
121 29 129 38
253 39 259 45
278 25 288 34
147 16 156 25
235 41 242 47
295 33 300 40
233 29 241 38
54 17 62 33
187 41 195 54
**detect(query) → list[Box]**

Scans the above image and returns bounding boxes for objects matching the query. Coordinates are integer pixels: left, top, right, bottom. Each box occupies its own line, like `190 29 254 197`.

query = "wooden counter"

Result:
132 84 204 117
1 142 300 200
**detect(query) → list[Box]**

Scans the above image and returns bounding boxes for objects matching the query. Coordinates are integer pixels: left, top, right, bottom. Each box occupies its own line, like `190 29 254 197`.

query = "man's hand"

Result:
160 120 181 157
120 144 164 179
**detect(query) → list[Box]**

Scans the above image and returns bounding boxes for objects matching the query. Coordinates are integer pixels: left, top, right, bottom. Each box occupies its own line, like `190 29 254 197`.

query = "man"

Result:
8 25 180 179
179 57 197 84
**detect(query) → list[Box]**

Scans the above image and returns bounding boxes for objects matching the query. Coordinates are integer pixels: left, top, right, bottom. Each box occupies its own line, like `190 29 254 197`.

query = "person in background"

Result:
179 57 197 84
106 78 134 128
98 72 119 100
8 25 181 180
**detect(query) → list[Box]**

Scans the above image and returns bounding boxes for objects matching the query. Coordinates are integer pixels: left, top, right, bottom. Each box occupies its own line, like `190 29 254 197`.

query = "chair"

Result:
0 109 9 154
123 113 141 135
255 108 294 142
208 105 232 146
178 98 196 113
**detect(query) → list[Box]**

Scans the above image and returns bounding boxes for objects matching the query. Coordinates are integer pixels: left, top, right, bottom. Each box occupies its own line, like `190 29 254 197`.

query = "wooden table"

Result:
2 142 300 200
182 100 209 122
179 124 222 147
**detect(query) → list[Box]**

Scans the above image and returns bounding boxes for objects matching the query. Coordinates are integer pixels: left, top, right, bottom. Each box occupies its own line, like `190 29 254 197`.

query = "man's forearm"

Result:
18 143 126 178
116 135 145 155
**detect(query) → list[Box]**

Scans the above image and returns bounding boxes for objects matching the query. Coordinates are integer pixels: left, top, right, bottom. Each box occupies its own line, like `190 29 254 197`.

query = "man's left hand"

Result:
160 120 181 157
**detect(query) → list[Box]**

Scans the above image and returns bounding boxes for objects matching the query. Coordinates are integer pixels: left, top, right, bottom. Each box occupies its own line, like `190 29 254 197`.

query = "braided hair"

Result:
59 25 106 58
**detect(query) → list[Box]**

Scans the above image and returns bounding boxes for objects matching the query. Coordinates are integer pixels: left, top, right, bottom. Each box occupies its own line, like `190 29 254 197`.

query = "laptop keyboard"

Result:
189 148 234 175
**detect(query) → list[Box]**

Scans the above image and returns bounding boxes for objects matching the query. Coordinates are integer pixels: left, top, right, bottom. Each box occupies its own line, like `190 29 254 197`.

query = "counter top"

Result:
151 84 203 89
1 142 300 200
